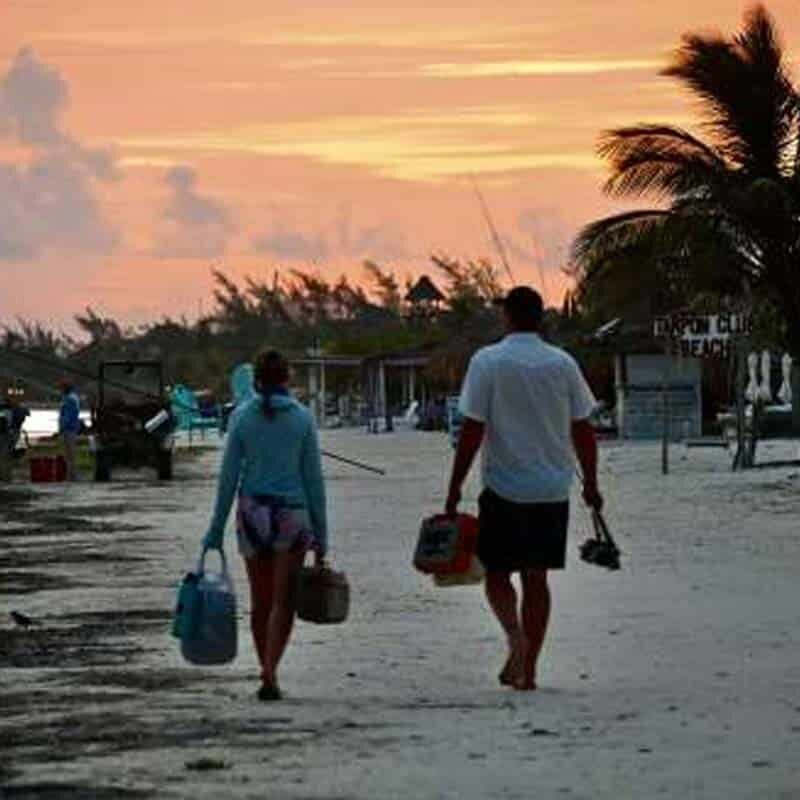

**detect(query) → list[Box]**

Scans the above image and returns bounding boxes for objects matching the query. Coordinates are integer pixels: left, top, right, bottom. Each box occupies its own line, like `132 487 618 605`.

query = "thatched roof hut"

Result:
406 276 445 311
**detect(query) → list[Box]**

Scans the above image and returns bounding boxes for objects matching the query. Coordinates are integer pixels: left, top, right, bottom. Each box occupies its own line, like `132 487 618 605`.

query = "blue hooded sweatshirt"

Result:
206 393 328 553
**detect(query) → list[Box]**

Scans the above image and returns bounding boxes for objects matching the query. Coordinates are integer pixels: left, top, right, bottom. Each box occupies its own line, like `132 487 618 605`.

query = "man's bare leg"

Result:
485 571 525 685
518 569 551 690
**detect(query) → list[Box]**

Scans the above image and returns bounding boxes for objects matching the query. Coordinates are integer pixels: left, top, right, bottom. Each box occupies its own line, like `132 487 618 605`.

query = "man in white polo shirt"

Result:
445 286 603 691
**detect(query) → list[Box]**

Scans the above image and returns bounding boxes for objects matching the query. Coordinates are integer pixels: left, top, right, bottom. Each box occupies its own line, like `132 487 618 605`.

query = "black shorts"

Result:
477 489 569 572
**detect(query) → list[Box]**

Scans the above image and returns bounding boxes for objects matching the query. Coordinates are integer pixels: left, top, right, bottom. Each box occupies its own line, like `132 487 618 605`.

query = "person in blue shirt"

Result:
58 380 81 481
204 350 328 701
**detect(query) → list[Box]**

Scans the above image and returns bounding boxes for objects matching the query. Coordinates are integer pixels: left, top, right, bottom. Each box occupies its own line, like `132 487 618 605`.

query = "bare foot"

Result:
498 634 524 687
512 639 537 691
498 656 516 686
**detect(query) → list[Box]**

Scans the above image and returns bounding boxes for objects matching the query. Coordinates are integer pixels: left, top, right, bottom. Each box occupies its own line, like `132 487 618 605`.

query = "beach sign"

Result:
653 313 752 358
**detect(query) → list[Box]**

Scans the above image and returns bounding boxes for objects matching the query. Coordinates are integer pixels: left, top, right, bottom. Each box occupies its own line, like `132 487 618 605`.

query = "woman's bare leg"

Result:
245 558 273 674
262 548 305 687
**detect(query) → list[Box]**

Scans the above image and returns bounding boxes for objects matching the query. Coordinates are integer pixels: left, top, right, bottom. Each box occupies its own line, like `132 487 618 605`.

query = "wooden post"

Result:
661 342 670 475
378 361 390 431
792 362 800 435
748 399 761 467
308 363 318 423
733 342 747 471
319 360 326 429
614 353 626 440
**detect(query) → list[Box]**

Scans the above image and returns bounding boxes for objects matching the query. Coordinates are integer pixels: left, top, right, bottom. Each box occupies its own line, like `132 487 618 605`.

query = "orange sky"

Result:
2 1 799 330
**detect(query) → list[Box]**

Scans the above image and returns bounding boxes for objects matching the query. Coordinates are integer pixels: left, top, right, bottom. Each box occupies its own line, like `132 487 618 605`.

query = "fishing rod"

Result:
471 175 554 300
3 348 166 405
322 450 385 475
0 361 61 400
471 176 516 285
2 348 386 476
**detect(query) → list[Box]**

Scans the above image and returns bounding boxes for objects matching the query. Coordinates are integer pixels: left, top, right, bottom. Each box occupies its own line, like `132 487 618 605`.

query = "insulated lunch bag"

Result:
173 547 237 665
413 513 482 577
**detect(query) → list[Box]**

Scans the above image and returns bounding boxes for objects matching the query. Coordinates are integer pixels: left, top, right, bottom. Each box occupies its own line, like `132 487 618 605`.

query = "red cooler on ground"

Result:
29 455 67 483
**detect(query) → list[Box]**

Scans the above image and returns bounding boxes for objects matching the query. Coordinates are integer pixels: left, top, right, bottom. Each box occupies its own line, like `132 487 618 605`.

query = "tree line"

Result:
3 255 585 402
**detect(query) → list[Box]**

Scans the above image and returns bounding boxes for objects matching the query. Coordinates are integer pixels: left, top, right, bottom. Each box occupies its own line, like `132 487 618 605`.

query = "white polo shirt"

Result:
458 333 597 503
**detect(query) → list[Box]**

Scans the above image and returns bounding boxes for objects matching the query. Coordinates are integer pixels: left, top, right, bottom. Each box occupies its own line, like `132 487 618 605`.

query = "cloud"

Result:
152 165 233 258
252 204 410 265
0 48 119 261
0 47 68 147
335 205 411 260
419 58 661 79
118 106 600 182
0 155 118 261
345 223 409 260
517 208 573 265
253 229 329 262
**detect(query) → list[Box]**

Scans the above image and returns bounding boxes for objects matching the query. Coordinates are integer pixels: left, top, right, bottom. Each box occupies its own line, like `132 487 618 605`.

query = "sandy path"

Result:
2 431 800 799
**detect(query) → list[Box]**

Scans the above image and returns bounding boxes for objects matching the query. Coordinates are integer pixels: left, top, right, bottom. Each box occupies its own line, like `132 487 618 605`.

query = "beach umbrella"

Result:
778 354 793 405
758 350 773 403
745 352 760 403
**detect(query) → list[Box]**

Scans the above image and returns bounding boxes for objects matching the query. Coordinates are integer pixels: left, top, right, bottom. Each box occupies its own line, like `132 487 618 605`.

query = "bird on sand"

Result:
10 610 37 628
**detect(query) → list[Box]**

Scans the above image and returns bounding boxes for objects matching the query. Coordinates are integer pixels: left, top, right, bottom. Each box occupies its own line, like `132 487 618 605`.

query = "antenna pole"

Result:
471 177 516 285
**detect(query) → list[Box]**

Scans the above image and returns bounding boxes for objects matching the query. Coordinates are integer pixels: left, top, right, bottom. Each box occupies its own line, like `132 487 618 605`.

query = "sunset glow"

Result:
3 0 798 326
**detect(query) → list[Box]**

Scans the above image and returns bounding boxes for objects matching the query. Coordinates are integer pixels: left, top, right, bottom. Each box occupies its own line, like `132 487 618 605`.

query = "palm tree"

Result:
573 5 800 395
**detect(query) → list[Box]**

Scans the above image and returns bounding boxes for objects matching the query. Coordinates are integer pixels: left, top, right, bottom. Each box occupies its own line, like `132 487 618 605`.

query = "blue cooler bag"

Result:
174 547 237 665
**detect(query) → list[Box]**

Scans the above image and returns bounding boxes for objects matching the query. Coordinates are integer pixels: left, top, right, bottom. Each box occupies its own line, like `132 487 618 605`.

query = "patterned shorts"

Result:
236 494 313 559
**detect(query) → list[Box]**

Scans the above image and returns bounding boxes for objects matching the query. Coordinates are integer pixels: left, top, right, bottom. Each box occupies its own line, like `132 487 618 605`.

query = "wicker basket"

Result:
296 565 350 625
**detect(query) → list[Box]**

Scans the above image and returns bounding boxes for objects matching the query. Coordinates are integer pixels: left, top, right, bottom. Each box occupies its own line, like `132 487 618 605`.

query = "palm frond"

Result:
664 5 798 174
574 207 760 317
598 124 729 199
571 209 672 267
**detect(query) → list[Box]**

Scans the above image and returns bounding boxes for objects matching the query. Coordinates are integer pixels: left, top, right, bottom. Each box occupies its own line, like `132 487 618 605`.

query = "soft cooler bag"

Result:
175 547 237 665
432 555 485 587
413 513 481 576
296 562 350 625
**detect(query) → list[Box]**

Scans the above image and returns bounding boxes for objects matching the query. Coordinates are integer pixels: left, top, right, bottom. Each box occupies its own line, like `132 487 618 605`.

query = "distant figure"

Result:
58 380 81 481
445 287 603 691
203 350 328 701
8 395 30 450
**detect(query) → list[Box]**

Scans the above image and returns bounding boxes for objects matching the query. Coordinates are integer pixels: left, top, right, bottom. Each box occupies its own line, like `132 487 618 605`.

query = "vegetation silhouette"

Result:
572 3 800 384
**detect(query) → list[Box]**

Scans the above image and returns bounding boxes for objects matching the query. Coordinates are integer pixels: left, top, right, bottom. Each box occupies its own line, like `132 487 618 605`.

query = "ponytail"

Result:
254 350 290 419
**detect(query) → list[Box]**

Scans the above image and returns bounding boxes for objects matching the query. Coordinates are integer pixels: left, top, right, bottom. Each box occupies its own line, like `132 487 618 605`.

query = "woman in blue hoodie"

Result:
204 350 327 700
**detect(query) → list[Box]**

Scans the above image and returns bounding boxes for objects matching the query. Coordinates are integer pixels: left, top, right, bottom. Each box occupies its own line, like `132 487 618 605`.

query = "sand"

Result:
2 431 800 799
